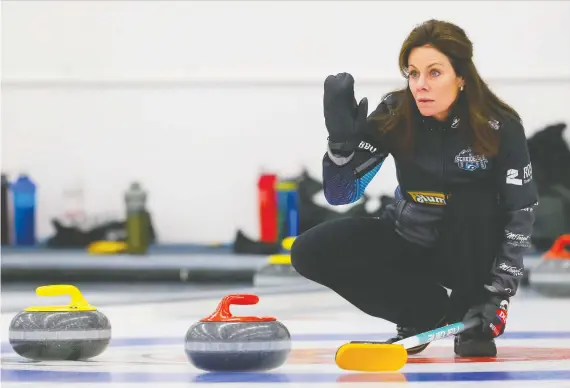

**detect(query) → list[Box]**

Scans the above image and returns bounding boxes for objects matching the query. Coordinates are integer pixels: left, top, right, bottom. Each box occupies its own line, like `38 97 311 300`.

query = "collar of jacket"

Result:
417 98 465 131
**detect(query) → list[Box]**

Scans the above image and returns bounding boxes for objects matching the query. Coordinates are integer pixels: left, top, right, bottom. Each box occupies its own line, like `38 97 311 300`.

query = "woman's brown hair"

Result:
374 19 521 157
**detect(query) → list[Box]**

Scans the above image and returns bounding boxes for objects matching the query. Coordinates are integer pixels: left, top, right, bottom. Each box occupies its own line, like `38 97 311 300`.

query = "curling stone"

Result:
253 237 309 287
185 293 291 372
528 234 570 297
8 284 111 361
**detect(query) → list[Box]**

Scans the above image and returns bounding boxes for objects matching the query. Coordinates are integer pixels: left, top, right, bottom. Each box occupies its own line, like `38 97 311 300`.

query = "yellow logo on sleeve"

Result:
408 191 447 205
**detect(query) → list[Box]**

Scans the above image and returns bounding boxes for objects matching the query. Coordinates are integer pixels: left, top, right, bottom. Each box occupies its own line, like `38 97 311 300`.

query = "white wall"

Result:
3 0 570 243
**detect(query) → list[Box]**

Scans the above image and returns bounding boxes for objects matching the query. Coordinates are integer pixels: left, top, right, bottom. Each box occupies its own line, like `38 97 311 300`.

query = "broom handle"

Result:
395 318 481 350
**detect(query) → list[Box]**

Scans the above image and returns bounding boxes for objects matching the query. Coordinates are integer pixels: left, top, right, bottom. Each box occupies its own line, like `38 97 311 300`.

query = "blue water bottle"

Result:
276 180 299 240
11 174 37 246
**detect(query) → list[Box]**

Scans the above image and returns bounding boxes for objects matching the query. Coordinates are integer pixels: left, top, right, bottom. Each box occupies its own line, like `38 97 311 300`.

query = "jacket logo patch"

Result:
451 117 460 128
504 230 531 248
489 119 500 130
408 191 447 205
506 162 533 186
358 141 377 153
498 262 524 277
454 148 489 171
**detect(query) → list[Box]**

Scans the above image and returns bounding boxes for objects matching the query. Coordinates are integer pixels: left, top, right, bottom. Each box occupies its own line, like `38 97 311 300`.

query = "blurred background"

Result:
1 1 569 292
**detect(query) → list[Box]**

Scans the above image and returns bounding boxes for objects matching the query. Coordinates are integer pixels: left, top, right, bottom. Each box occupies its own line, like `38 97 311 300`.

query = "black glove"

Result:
463 293 509 339
323 73 368 152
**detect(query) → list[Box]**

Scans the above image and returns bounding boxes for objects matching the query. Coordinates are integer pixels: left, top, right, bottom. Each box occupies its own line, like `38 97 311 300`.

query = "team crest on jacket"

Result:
454 148 489 171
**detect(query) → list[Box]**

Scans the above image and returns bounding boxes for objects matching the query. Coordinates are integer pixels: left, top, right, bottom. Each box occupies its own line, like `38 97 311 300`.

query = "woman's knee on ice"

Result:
290 229 329 279
290 232 312 276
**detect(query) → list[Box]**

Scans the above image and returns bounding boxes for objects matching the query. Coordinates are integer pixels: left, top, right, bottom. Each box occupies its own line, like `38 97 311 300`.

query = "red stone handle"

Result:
544 234 570 259
200 294 276 322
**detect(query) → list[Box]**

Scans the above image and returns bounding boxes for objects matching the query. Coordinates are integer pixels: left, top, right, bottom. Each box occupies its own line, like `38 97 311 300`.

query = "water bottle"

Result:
61 178 86 228
11 174 36 246
258 173 278 243
276 179 299 241
125 182 149 254
1 174 11 245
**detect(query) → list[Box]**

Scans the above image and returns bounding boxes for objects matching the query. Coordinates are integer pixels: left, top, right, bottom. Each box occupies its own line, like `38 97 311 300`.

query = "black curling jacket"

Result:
323 94 538 298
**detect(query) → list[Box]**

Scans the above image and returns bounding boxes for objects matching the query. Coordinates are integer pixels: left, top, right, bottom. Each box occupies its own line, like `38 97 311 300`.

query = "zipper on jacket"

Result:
441 127 449 203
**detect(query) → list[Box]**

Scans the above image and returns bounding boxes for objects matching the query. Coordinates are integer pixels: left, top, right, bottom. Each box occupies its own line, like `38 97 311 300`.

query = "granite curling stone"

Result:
8 284 111 361
185 293 291 372
529 234 570 297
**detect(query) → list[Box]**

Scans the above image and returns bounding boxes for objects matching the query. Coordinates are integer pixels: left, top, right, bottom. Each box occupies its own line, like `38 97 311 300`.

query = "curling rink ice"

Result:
2 283 570 388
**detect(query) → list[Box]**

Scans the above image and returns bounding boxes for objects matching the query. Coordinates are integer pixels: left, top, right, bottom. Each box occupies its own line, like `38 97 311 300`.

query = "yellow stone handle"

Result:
281 237 296 251
24 284 97 312
268 254 292 265
265 237 296 265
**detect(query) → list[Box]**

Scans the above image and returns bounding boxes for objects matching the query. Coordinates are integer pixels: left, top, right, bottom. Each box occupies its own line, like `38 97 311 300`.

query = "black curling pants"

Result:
291 216 470 330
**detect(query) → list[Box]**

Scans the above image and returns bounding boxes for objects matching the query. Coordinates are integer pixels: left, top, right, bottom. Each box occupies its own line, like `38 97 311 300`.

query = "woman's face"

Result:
408 45 464 121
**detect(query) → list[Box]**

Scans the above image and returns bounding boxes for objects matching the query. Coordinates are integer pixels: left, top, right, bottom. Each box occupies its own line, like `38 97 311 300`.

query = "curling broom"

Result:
335 318 481 372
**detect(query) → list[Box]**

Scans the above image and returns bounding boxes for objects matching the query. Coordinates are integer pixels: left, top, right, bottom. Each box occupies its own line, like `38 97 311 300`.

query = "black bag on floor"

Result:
527 122 570 249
